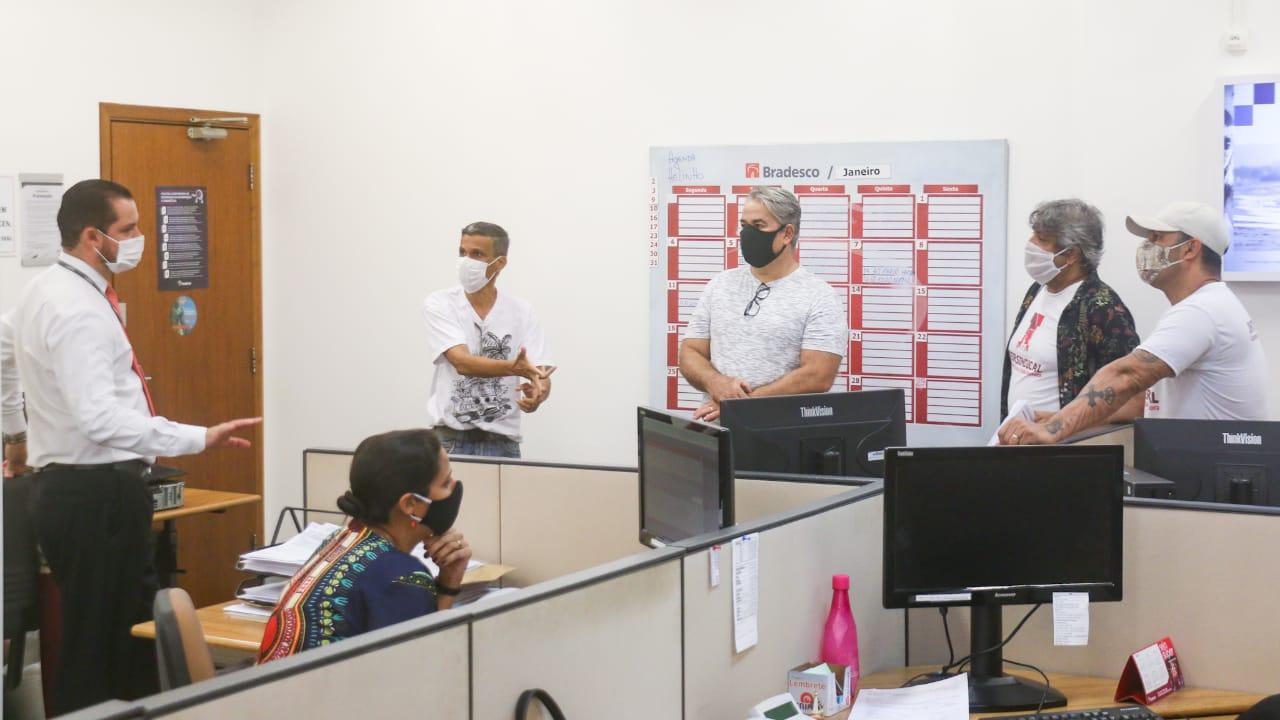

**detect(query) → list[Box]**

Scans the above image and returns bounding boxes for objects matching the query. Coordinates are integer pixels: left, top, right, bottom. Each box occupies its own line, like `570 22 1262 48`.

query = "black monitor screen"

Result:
720 389 905 477
884 445 1123 607
638 408 732 545
1134 418 1280 506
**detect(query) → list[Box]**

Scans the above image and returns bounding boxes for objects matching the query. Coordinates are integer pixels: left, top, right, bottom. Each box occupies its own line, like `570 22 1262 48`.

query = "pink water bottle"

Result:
820 574 860 693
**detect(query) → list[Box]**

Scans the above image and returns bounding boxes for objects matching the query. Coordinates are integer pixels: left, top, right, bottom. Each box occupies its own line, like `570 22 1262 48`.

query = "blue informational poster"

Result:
648 140 1008 446
1224 78 1280 280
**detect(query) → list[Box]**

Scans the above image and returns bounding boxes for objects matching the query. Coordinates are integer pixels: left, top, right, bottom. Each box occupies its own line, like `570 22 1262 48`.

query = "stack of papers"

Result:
849 673 969 720
235 577 288 606
236 522 341 576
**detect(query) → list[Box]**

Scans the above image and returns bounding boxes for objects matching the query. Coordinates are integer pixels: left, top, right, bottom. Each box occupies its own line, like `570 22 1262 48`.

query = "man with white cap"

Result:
998 201 1267 445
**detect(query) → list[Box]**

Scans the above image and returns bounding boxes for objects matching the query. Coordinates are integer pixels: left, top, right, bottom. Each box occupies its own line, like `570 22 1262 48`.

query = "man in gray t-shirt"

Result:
680 187 847 421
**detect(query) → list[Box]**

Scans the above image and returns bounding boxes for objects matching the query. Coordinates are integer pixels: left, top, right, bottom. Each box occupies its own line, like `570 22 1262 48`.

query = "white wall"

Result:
0 0 265 307
4 0 1280 526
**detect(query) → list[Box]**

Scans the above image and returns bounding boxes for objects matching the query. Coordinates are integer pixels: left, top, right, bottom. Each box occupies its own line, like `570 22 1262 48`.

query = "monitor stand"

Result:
967 593 1067 712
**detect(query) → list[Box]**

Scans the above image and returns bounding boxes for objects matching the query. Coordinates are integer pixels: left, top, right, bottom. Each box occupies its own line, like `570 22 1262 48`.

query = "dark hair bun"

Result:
346 429 444 524
336 490 367 520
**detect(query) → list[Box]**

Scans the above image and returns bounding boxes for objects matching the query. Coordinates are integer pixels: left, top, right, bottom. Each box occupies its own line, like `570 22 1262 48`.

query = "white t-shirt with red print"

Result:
1005 280 1083 413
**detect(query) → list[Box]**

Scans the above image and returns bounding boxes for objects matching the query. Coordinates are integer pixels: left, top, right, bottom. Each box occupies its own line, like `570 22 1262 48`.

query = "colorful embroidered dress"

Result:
257 524 439 663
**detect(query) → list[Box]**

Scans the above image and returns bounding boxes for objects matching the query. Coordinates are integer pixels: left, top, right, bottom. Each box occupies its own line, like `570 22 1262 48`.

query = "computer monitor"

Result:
1134 418 1280 506
719 390 905 478
883 445 1125 712
637 406 734 547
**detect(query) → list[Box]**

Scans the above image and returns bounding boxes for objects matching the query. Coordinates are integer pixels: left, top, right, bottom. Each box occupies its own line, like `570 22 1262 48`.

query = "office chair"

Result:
3 472 41 690
153 588 216 690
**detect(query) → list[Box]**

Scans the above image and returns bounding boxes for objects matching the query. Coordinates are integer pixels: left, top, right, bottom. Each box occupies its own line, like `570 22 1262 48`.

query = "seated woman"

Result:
1002 199 1142 423
257 428 471 662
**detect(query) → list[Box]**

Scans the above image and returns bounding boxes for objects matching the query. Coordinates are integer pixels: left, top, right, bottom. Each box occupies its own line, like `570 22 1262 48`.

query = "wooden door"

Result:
100 104 263 607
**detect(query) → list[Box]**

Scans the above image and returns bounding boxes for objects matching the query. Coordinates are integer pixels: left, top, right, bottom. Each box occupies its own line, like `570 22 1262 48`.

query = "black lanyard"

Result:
58 261 125 326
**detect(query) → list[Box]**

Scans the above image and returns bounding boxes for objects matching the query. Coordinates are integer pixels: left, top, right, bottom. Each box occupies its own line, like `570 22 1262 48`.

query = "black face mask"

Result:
419 481 464 535
740 224 788 268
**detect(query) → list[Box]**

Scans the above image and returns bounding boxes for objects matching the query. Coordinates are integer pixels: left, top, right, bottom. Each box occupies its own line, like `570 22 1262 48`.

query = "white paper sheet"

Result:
223 602 273 621
1133 643 1170 692
18 173 62 267
731 533 759 653
1052 592 1090 646
849 672 969 720
988 398 1036 445
0 176 15 256
709 544 721 588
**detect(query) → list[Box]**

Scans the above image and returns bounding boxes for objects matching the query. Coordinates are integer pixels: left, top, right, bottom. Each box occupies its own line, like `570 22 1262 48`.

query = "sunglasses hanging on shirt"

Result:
743 282 771 317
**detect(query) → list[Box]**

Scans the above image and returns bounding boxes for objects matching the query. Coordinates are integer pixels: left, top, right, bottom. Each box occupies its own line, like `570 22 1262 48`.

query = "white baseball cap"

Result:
1125 201 1230 255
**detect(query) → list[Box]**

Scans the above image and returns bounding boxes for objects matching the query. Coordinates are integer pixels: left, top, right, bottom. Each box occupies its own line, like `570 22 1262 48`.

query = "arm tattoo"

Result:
1134 349 1162 364
1084 384 1117 408
1045 418 1064 435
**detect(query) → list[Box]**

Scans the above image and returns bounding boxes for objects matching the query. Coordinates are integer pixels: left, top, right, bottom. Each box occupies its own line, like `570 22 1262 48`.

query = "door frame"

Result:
98 102 265 532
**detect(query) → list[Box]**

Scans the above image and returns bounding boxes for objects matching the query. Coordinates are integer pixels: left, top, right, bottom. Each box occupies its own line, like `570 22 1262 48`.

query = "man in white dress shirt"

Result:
0 179 260 714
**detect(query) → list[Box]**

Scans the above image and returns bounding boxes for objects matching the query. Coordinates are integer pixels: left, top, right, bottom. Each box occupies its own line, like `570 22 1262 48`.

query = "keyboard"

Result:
997 707 1164 720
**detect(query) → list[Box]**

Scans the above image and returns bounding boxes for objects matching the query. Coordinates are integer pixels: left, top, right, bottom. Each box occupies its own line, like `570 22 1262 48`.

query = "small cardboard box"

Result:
787 662 852 717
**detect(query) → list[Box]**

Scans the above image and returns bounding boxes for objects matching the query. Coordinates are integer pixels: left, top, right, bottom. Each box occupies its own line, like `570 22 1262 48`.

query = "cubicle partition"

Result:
469 549 684 718
124 548 686 719
300 450 869 586
73 438 1280 719
679 485 902 720
137 611 472 718
71 454 879 720
907 499 1280 693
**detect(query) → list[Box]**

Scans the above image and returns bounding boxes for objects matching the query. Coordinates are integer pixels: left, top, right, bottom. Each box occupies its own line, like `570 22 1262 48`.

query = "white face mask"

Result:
457 256 497 294
1023 241 1073 285
1135 239 1189 285
95 230 145 274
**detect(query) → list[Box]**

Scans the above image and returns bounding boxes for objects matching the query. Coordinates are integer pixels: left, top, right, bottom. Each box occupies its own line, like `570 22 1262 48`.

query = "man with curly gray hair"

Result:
1000 198 1141 420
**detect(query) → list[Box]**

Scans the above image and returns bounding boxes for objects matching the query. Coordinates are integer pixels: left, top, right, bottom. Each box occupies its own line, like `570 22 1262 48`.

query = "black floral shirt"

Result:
1000 273 1140 417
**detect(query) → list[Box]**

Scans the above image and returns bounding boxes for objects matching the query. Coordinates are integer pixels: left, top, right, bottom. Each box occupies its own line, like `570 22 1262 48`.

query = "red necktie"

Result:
103 284 157 416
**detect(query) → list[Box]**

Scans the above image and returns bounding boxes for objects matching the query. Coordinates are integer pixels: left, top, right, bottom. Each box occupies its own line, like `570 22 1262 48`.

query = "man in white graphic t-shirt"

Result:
423 222 554 458
999 201 1267 446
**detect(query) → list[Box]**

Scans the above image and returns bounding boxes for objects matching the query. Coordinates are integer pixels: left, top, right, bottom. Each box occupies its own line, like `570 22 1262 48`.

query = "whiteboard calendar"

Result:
648 140 1009 446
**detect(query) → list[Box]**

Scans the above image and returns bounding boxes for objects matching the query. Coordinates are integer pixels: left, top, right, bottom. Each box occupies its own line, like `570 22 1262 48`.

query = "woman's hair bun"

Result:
336 490 367 520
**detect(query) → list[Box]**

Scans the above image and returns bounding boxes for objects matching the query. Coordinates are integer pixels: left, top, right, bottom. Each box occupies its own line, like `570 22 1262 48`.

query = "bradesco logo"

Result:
745 161 821 179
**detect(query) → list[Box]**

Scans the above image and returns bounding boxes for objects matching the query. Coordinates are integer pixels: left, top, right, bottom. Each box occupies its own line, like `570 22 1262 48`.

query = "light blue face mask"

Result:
1024 242 1074 285
95 229 146 273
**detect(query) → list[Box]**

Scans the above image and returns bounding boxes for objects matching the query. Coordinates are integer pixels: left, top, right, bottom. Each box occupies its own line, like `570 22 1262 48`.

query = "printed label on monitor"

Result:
914 592 972 603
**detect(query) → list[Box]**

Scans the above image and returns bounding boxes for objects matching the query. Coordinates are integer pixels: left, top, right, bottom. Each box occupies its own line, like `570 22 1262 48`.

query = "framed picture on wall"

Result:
1223 74 1280 281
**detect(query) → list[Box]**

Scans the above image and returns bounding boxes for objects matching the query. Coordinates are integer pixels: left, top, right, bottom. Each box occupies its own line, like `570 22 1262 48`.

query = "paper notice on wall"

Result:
732 533 759 653
19 173 63 266
0 176 15 256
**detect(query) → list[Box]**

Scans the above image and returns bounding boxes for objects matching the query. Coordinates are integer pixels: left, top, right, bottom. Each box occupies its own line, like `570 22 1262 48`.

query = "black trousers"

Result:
34 466 159 716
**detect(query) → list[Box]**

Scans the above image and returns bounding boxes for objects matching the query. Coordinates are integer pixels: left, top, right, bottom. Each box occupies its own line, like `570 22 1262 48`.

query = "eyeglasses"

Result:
743 282 771 317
